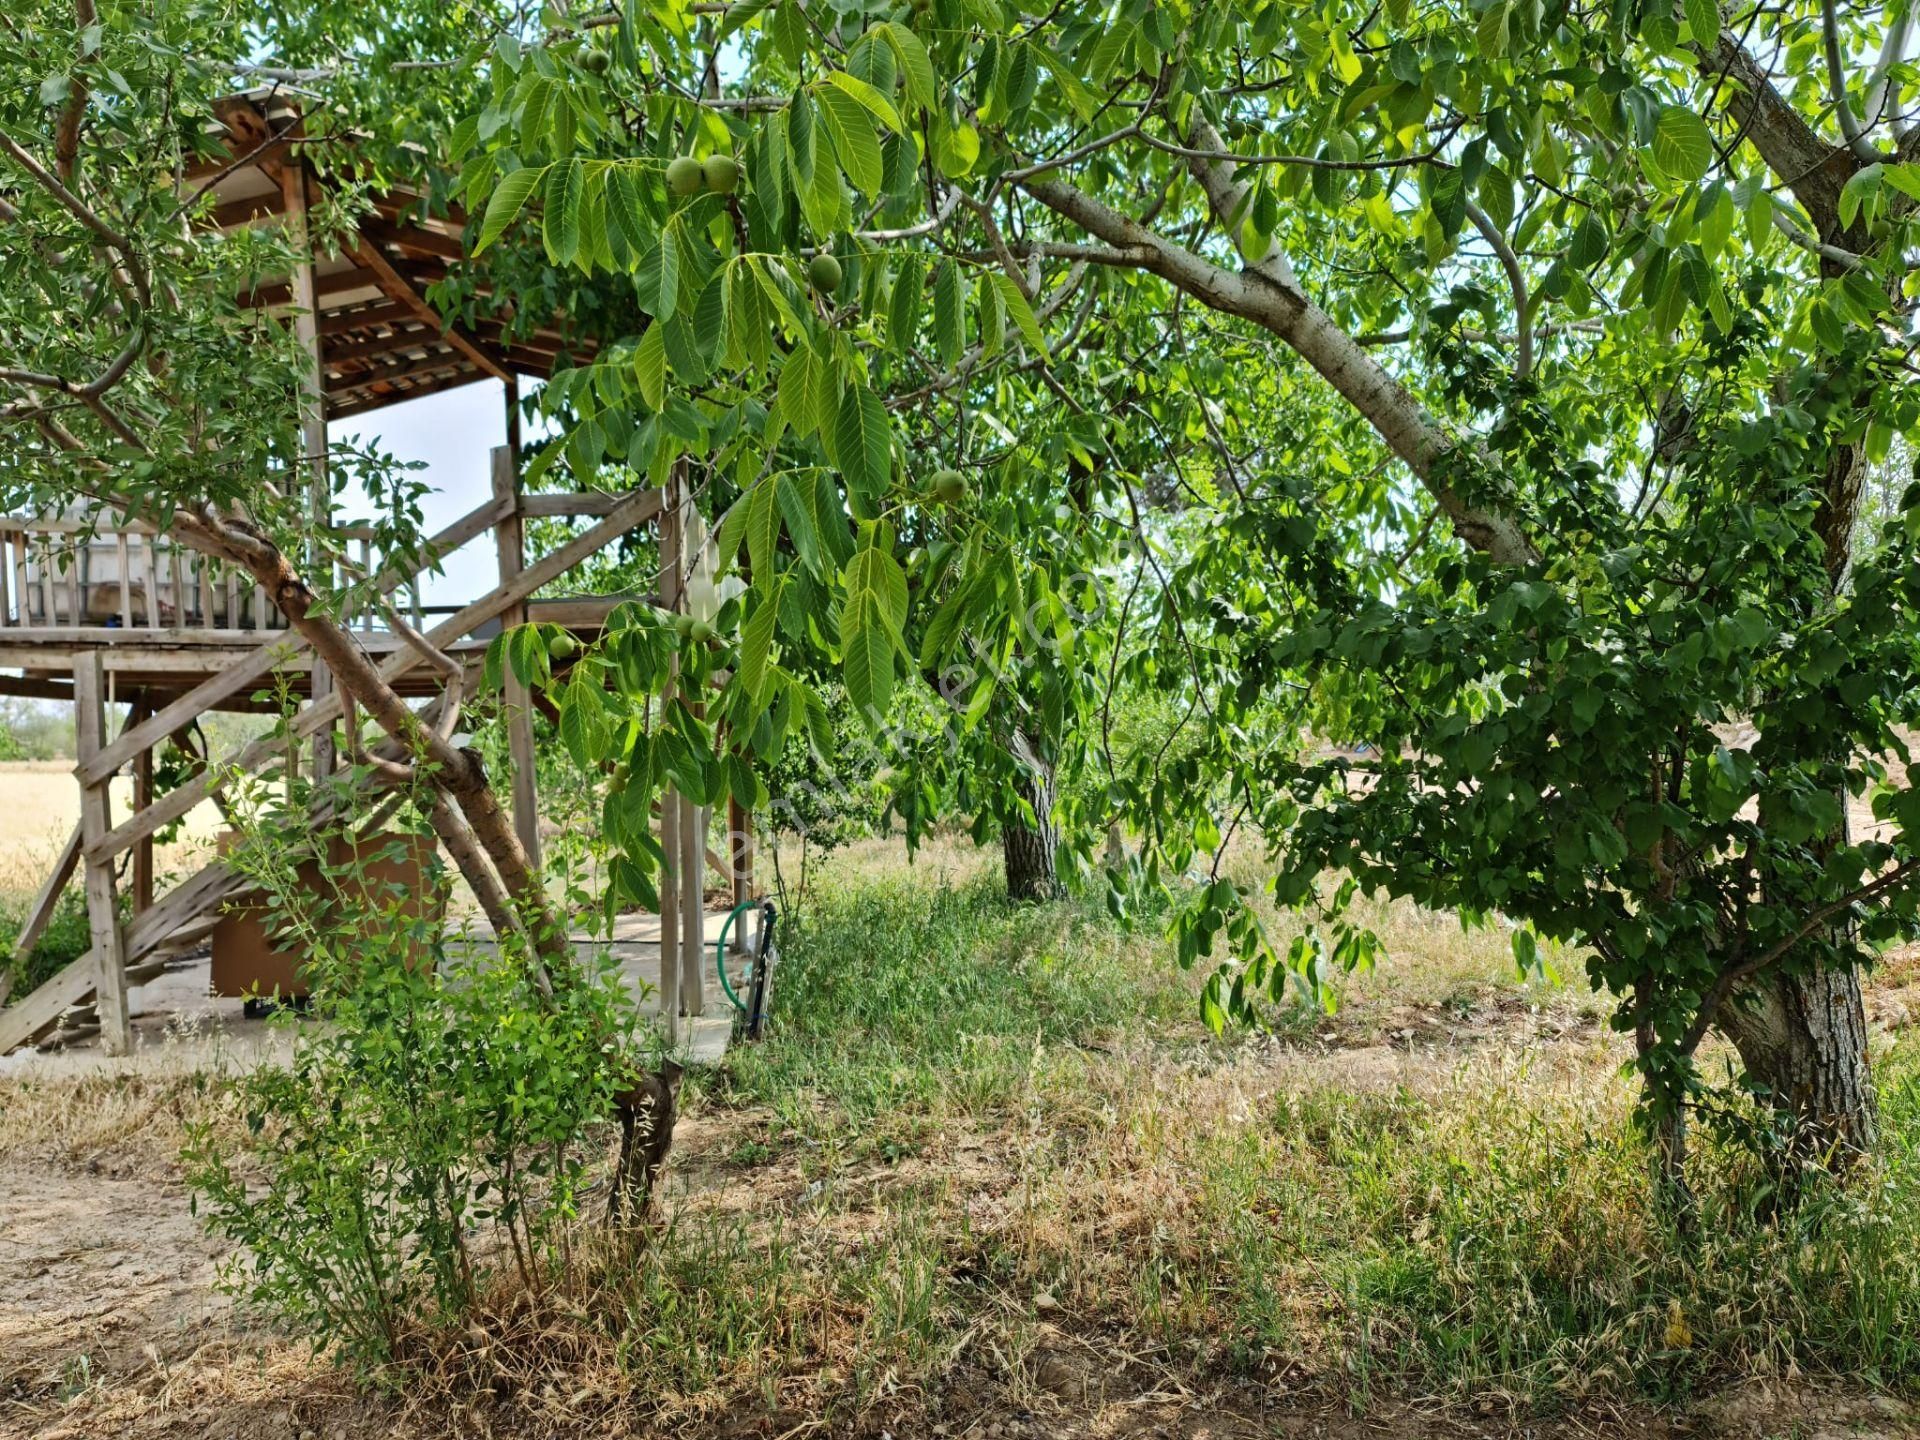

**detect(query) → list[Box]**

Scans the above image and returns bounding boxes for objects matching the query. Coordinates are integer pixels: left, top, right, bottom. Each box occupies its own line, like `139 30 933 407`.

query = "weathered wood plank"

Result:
493 445 541 871
86 486 665 864
4 824 81 1004
73 653 132 1054
77 495 512 787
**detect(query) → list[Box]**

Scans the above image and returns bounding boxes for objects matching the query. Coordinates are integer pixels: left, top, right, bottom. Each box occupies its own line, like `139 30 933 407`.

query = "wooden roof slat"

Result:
322 328 446 366
326 350 473 399
317 300 416 336
327 369 491 421
349 235 511 384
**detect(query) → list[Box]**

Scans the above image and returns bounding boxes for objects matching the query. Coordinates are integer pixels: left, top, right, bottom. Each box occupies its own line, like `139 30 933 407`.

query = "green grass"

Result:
714 865 1192 1143
664 855 1920 1420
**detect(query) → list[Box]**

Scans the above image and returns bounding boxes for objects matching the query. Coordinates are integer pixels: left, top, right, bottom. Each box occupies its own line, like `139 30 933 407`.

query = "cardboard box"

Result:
210 831 444 1000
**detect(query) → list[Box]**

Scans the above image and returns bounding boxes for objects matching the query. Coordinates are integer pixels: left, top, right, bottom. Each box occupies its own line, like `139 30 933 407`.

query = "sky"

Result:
330 379 511 608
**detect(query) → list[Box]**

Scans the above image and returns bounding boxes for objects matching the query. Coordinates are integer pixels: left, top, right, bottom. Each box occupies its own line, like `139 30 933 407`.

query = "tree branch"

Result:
1014 174 1539 566
1465 199 1532 380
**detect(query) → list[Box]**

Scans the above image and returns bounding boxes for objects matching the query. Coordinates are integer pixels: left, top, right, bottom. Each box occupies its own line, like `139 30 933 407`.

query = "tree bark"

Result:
1003 752 1064 902
1718 964 1876 1169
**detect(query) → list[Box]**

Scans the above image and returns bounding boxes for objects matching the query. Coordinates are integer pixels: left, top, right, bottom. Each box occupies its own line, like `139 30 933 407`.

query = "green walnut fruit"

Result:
665 156 705 198
702 154 739 195
550 632 579 658
808 252 843 294
608 760 630 795
689 619 718 645
579 49 610 74
931 468 967 504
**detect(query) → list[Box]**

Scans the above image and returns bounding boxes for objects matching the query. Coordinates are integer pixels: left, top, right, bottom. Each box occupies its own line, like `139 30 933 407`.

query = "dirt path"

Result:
0 1162 228 1404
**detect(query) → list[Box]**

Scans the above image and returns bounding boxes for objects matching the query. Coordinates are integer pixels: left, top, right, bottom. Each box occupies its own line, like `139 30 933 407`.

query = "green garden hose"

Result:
716 899 759 1012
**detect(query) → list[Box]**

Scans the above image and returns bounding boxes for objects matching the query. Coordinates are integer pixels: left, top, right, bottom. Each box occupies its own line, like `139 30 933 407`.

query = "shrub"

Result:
183 818 641 1377
0 886 91 999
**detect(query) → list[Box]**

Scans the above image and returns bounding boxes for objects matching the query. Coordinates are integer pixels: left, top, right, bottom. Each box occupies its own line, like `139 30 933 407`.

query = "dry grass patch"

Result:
7 853 1920 1439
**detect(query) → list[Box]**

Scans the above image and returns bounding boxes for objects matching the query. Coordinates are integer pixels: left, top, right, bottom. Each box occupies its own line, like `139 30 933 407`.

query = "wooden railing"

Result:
0 517 284 633
0 515 435 636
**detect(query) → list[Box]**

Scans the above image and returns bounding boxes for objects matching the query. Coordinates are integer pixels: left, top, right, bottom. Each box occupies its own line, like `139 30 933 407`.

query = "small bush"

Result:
0 886 91 999
183 819 641 1377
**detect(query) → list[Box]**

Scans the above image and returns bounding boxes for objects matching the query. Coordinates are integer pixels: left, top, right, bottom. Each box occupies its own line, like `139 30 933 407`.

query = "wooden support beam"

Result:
282 152 335 789
682 799 705 1017
132 699 155 915
0 674 75 701
728 795 754 914
657 466 686 1038
87 486 666 864
350 235 511 383
73 653 132 1054
493 441 541 872
208 191 289 229
0 951 95 1055
0 824 81 1007
658 791 681 1040
518 491 656 518
360 215 465 262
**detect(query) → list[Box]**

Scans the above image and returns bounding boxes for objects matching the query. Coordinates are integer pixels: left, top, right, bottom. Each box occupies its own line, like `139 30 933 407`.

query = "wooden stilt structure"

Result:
0 91 759 1058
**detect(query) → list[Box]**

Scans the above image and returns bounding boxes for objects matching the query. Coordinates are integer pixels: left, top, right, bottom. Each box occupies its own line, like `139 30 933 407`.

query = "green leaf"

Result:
541 158 583 266
1031 44 1098 122
633 322 667 410
1684 0 1719 42
716 0 776 42
835 383 892 501
640 223 681 321
988 273 1048 358
932 259 966 365
822 69 904 132
889 261 924 351
475 165 546 254
776 471 822 574
1839 163 1883 230
745 472 779 582
816 82 885 196
874 21 935 110
841 538 908 720
738 580 782 704
1568 211 1610 269
1652 106 1714 184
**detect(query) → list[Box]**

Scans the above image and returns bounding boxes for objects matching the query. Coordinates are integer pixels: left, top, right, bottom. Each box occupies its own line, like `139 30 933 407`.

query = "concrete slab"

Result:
0 909 744 1076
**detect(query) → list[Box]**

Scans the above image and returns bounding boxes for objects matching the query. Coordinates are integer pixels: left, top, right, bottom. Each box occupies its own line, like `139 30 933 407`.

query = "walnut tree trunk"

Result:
1718 964 1876 1169
1003 757 1064 903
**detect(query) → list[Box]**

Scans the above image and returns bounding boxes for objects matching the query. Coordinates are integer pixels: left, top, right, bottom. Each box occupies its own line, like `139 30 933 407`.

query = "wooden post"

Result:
131 696 154 916
656 462 687 1035
492 438 541 871
73 653 132 1054
658 794 682 1040
682 800 705 1015
281 144 335 784
728 794 754 931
